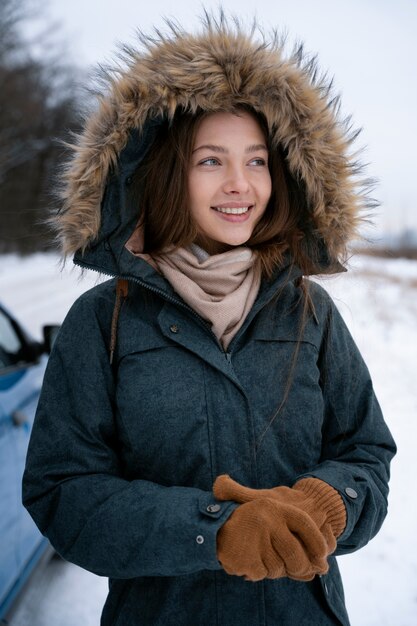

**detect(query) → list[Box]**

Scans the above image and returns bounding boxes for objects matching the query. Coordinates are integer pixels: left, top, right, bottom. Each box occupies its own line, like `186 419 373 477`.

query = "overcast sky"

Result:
28 0 417 235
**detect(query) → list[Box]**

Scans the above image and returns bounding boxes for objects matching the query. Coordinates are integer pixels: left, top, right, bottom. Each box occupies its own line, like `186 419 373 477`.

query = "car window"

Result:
0 309 24 369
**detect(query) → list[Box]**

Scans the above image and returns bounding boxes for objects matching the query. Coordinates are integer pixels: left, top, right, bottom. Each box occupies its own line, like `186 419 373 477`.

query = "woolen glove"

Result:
215 496 330 582
213 475 346 554
214 475 346 582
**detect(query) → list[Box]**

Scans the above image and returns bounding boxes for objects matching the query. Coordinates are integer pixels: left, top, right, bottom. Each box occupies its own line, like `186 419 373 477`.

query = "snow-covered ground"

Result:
1 252 416 626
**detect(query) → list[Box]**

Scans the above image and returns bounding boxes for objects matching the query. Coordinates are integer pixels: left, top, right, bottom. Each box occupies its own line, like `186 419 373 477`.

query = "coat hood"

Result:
55 15 374 277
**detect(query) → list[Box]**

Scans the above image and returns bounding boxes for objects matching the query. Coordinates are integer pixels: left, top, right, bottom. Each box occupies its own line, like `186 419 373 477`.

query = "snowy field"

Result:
1 252 416 626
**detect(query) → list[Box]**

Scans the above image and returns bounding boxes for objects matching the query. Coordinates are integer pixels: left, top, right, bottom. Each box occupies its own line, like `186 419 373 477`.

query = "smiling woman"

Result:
188 111 272 254
130 106 307 277
22 15 396 626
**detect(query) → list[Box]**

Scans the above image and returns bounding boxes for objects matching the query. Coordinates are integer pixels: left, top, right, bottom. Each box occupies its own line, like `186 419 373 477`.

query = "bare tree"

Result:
0 0 81 253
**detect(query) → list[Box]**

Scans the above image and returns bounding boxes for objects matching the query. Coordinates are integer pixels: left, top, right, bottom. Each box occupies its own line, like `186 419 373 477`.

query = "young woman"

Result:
23 17 396 626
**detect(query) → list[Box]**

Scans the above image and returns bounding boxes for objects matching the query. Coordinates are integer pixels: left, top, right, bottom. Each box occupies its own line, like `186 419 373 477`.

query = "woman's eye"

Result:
249 158 267 166
199 157 220 166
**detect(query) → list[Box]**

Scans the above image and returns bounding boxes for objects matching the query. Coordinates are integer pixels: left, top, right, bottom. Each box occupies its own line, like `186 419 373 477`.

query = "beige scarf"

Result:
153 244 261 350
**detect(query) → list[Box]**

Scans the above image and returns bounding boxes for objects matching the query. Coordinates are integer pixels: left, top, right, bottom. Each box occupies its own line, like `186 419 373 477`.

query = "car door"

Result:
0 305 47 610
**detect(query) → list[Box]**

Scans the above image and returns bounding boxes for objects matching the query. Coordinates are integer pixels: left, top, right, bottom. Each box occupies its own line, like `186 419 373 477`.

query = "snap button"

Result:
169 324 179 333
206 504 221 513
196 535 205 545
345 487 358 499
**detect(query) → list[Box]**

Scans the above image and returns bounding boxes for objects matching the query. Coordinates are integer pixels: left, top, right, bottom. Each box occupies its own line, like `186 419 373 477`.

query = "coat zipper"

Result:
73 256 301 364
73 258 233 360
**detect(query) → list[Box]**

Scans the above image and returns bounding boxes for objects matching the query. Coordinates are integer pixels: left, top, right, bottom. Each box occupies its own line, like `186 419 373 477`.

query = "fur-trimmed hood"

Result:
56 14 373 277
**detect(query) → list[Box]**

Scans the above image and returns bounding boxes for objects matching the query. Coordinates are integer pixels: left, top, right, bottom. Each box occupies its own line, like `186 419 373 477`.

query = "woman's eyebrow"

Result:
192 144 227 154
192 143 268 153
246 144 268 153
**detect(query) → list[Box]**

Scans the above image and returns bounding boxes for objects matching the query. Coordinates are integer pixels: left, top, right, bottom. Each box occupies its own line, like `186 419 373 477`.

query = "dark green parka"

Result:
23 18 396 626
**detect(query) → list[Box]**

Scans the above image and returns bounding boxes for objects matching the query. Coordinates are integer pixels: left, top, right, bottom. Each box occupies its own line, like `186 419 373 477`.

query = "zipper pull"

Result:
225 352 232 363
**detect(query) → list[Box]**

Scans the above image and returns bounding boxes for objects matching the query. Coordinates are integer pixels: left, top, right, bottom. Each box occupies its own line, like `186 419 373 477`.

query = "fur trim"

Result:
55 13 376 262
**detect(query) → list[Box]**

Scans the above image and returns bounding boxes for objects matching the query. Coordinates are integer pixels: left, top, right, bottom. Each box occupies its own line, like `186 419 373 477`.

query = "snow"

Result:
8 557 108 626
1 252 416 625
314 256 417 626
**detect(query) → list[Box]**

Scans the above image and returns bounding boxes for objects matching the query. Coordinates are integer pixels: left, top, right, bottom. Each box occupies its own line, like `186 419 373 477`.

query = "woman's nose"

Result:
223 167 250 194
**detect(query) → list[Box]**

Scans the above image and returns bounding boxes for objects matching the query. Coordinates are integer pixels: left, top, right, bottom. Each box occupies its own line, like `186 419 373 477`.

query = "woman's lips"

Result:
211 205 254 222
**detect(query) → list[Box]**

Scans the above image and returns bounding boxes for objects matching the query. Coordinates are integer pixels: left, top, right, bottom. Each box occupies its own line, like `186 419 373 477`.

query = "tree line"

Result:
0 0 82 254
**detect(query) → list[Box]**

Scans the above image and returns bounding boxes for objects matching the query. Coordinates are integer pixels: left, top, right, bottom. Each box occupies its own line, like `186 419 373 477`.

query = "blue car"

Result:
0 302 59 619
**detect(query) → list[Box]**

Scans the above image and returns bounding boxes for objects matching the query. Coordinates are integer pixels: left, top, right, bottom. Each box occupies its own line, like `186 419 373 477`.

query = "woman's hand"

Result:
214 474 346 581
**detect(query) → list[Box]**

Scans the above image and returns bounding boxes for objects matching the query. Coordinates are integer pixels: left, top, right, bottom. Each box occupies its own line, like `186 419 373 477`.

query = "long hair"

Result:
131 106 322 279
131 106 319 452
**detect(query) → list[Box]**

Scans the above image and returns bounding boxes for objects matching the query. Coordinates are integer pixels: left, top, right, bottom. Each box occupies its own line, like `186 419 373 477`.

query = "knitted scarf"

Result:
153 244 261 350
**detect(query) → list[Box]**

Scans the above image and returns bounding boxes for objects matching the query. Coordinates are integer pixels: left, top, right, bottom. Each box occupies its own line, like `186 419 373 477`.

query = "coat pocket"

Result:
114 329 212 486
235 331 325 476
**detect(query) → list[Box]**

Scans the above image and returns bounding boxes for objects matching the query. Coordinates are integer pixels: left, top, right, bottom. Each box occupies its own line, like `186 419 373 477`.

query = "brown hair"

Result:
131 106 321 279
131 106 319 453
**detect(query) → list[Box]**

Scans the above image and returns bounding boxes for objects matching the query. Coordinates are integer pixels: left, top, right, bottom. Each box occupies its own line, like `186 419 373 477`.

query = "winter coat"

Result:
23 17 396 626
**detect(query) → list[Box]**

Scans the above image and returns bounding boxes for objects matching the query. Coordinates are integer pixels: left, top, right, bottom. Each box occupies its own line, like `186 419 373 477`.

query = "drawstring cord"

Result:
110 279 129 364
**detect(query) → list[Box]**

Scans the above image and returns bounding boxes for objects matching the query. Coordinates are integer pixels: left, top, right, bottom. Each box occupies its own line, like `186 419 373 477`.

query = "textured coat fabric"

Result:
23 266 395 625
22 16 396 626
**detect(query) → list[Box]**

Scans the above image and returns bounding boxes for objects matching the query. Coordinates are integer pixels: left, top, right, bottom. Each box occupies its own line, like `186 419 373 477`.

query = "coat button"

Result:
169 324 179 333
196 535 205 544
206 504 221 513
345 487 358 499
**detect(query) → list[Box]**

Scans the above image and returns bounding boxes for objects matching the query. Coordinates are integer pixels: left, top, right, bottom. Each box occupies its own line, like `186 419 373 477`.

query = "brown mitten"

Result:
216 497 330 581
213 475 346 554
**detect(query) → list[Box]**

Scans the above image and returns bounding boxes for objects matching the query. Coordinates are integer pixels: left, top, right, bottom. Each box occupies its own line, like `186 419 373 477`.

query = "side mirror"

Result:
42 325 60 354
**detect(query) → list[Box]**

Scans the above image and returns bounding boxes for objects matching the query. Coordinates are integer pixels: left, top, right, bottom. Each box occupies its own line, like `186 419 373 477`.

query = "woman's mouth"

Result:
213 205 251 214
211 205 254 221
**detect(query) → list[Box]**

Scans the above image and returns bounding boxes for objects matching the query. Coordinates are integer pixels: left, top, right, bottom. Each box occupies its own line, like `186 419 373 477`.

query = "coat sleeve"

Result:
297 294 396 556
22 288 237 578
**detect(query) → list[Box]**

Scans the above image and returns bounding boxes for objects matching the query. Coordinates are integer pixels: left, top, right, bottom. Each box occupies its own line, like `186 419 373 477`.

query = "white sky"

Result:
27 0 417 235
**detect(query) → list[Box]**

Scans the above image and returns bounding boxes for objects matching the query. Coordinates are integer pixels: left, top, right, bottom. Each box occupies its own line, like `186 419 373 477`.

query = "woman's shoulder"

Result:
283 278 338 324
289 278 349 338
60 278 119 336
304 278 334 301
62 277 158 337
67 277 118 313
303 278 356 341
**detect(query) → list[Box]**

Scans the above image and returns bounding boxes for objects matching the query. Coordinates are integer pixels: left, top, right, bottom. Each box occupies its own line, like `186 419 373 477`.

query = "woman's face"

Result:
188 111 272 255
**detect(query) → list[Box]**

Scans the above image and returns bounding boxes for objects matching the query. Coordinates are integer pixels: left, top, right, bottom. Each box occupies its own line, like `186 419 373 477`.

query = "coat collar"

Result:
74 243 304 341
74 238 346 333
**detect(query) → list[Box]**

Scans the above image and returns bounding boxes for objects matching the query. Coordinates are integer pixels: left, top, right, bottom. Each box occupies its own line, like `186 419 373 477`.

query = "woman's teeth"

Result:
213 206 251 214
